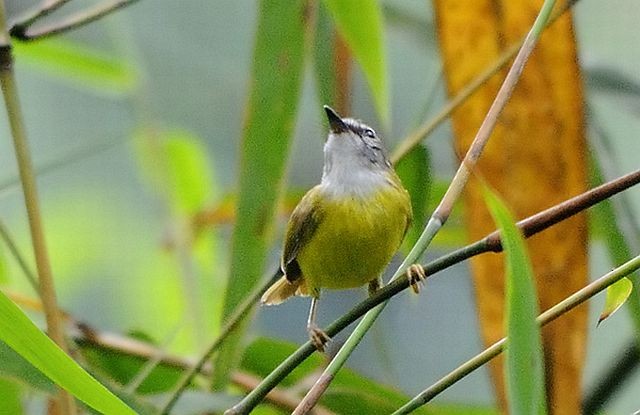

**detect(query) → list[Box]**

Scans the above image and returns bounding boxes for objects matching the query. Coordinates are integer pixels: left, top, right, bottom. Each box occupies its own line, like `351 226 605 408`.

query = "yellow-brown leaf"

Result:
433 1 587 413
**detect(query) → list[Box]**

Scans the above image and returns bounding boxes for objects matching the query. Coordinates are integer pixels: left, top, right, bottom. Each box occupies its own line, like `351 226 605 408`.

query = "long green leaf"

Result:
0 291 136 414
13 39 137 96
484 188 546 415
589 153 640 328
323 0 389 125
395 145 431 253
211 0 309 389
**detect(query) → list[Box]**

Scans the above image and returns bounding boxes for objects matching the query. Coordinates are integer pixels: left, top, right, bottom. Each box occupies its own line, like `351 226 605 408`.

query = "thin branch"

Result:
158 271 282 414
390 0 580 164
0 218 39 292
393 254 640 414
226 167 640 414
10 0 141 41
0 2 76 413
8 0 71 34
292 0 559 412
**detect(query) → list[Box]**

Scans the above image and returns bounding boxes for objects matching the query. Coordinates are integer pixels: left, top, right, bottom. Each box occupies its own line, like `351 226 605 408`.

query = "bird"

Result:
261 105 424 351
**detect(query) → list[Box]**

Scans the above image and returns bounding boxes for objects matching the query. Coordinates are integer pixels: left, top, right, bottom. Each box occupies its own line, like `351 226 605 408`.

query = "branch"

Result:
390 0 580 164
0 2 75 413
158 271 281 414
292 0 560 412
226 167 640 414
10 0 141 41
393 254 640 414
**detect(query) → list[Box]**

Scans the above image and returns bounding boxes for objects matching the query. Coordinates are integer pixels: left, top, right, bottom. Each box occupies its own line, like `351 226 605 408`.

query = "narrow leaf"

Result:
323 0 389 124
13 39 137 96
589 153 640 327
598 277 633 325
484 188 546 415
0 292 136 415
313 3 337 107
164 131 216 214
395 145 431 253
212 0 309 389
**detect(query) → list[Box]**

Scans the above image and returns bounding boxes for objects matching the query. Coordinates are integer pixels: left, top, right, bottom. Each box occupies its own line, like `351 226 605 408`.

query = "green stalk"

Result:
0 2 75 413
292 0 558 412
393 254 640 414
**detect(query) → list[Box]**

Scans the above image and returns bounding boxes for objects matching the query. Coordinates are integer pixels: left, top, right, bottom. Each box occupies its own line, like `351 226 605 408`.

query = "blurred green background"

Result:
1 0 640 413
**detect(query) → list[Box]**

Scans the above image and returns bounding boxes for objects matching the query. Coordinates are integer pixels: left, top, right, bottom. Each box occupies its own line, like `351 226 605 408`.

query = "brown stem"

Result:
0 3 75 414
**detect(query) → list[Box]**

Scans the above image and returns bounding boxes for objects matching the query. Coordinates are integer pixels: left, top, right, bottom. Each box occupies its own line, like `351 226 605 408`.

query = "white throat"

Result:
320 134 389 199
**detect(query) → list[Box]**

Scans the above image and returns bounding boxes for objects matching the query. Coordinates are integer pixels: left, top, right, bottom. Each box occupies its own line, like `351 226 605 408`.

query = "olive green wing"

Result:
281 186 324 283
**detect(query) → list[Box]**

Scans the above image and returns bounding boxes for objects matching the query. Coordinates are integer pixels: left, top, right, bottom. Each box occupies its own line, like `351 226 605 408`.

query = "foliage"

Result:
0 1 638 414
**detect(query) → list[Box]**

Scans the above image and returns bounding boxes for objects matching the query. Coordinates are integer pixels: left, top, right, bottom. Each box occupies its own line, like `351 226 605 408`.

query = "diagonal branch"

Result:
226 167 640 414
393 254 640 414
9 0 141 41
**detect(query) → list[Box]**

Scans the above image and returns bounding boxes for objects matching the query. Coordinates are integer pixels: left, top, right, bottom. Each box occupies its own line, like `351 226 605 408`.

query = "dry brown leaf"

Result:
433 1 588 413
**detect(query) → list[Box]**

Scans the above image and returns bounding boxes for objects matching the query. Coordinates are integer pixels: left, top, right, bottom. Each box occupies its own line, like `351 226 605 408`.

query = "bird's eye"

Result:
364 128 375 138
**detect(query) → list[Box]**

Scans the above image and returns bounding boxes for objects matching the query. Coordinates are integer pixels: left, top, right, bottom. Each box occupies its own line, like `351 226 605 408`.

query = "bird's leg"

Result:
406 264 427 294
368 277 383 297
307 296 330 351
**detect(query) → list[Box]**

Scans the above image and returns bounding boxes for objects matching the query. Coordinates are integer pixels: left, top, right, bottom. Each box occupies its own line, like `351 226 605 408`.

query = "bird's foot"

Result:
406 264 427 294
308 324 331 352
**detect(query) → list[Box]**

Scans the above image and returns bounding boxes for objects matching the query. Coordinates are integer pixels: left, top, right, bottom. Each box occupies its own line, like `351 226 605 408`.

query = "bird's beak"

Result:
324 105 348 134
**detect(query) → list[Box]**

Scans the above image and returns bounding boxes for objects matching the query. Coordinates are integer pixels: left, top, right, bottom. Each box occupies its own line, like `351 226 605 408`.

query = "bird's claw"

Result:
406 264 426 294
308 324 331 352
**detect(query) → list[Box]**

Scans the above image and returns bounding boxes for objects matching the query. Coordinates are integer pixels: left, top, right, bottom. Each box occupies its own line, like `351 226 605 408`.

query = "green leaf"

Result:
241 337 434 414
313 3 337 108
0 340 55 393
589 153 640 328
598 277 633 325
395 145 431 253
79 341 183 394
212 0 309 389
0 292 136 414
0 378 22 415
133 129 217 215
13 39 137 96
484 188 547 415
164 131 216 214
323 0 389 125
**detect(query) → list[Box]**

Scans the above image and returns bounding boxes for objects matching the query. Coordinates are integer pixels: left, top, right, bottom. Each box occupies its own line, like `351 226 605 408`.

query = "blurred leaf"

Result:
0 377 22 415
79 341 183 395
484 189 546 415
313 3 337 107
598 277 633 325
323 0 389 124
241 337 433 414
0 292 136 414
13 39 137 96
133 128 216 213
585 66 640 98
396 145 431 253
589 153 640 331
212 0 309 389
0 340 55 393
163 131 216 214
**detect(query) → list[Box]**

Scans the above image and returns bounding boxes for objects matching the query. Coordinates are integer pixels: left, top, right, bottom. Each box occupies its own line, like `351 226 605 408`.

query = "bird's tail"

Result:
261 275 304 305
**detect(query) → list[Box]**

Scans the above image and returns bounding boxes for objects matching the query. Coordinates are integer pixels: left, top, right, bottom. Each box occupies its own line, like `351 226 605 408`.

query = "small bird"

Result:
261 106 424 351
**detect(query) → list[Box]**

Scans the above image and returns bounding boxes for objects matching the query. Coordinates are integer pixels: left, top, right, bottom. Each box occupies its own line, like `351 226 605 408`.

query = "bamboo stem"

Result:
0 2 75 413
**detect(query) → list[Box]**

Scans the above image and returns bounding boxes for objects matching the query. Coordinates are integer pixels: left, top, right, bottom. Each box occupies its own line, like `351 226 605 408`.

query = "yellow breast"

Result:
296 184 411 294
